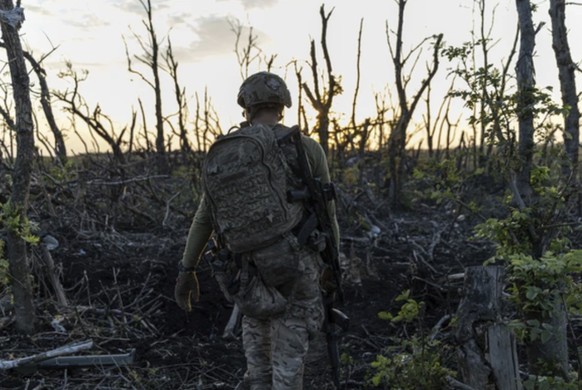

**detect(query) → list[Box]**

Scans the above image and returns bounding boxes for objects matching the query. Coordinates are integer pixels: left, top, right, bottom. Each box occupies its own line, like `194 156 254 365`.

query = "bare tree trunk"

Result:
350 18 364 132
126 0 168 173
514 0 536 200
0 1 35 334
148 3 167 173
164 38 192 160
229 19 261 81
524 293 569 378
386 0 442 207
54 65 127 165
549 0 580 208
25 50 67 164
515 0 569 377
302 5 338 156
0 44 67 164
477 0 489 167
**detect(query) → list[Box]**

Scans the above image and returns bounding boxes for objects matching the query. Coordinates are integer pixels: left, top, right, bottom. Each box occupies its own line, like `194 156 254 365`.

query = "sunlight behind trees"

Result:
13 0 581 154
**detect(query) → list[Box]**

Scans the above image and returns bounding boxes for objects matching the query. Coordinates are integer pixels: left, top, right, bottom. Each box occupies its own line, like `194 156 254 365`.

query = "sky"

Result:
12 0 582 153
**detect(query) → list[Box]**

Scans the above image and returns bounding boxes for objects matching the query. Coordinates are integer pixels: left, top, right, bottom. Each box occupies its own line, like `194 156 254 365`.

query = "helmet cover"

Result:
237 71 292 109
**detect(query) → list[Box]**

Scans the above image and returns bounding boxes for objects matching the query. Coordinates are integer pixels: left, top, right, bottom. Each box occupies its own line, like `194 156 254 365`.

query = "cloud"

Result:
23 4 53 17
166 13 191 27
65 13 112 29
189 16 235 58
175 16 269 61
26 2 115 29
116 0 171 16
117 1 144 14
217 0 278 10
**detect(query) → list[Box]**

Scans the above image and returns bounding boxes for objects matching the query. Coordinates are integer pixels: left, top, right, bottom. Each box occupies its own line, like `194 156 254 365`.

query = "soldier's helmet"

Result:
237 71 292 109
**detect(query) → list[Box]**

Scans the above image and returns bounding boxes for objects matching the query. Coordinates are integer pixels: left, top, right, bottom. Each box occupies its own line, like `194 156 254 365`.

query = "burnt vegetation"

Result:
1 0 582 389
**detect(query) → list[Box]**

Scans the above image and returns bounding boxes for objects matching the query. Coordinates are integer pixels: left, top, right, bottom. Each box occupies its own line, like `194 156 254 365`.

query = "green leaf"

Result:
377 311 393 321
526 286 541 301
526 319 540 328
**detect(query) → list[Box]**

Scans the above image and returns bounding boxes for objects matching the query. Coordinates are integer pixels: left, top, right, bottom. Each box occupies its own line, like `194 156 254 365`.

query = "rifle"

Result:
288 126 349 389
288 126 343 301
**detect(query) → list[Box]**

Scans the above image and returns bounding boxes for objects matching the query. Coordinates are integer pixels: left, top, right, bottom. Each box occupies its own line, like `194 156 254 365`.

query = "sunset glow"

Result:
15 0 582 152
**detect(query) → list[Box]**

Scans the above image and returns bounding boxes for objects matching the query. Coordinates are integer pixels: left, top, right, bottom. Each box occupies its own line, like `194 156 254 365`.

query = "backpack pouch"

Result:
233 274 288 320
250 234 304 289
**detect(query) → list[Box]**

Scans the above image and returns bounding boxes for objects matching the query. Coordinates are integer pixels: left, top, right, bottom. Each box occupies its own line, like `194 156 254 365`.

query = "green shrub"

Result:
371 290 454 389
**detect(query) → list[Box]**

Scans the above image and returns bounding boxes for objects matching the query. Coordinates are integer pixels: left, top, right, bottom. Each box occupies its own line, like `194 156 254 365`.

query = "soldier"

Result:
174 71 340 390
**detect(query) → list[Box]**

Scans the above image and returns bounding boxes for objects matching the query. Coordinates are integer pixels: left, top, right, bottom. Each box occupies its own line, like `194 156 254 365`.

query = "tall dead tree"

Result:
25 50 67 164
549 0 580 207
0 1 36 334
514 0 536 201
55 64 129 165
514 0 569 378
0 45 68 164
230 19 261 81
386 0 443 206
350 18 364 133
193 88 222 154
163 38 192 158
351 18 373 161
302 5 340 156
126 0 168 173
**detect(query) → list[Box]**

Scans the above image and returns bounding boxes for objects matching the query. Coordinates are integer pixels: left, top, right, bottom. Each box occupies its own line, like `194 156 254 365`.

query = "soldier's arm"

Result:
302 136 340 252
181 194 214 269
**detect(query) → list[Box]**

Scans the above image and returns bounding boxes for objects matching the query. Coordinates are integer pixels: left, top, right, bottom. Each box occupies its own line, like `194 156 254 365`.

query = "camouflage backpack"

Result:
202 124 303 253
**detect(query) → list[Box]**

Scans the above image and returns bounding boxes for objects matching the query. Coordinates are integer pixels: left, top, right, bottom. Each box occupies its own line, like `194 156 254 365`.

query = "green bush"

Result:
506 250 582 343
371 290 454 389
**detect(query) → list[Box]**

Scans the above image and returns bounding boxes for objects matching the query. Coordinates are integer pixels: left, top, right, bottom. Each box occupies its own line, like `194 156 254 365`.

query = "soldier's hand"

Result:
174 271 200 312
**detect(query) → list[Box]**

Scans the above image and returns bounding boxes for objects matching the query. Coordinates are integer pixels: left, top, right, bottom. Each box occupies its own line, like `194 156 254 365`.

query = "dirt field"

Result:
2 158 575 389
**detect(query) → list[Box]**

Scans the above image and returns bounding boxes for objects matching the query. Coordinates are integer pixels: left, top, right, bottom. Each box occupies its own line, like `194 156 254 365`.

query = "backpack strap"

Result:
279 125 322 247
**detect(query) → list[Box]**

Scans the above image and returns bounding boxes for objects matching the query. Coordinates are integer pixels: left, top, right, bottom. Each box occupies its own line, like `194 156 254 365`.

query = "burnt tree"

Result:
163 38 192 159
549 0 580 208
126 0 168 173
514 0 536 200
386 0 442 207
0 44 68 164
514 0 569 378
0 1 35 334
302 4 340 156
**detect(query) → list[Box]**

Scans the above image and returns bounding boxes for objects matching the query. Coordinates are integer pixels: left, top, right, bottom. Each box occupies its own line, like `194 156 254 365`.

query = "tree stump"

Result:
455 266 522 390
40 243 68 307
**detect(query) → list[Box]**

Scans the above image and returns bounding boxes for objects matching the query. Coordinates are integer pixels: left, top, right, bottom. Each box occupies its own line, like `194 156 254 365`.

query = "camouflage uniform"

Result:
179 72 339 390
242 245 323 389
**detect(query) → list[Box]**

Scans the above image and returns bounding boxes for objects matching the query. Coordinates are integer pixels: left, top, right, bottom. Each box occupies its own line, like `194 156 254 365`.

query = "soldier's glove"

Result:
174 268 200 312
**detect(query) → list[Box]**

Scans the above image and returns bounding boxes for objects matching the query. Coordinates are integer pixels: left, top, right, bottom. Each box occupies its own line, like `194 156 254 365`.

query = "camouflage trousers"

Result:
242 250 324 390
